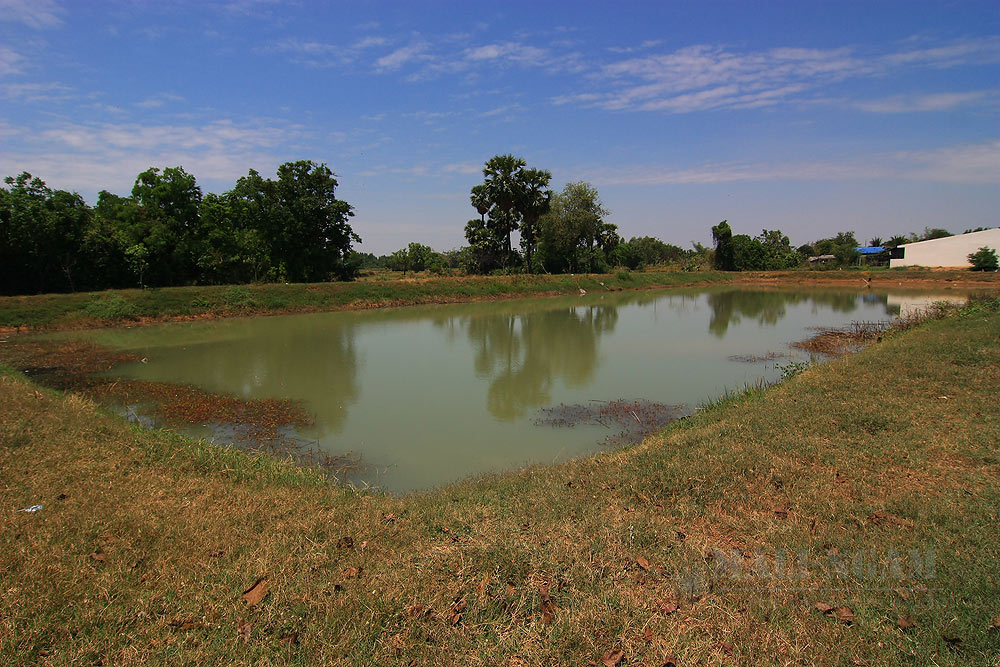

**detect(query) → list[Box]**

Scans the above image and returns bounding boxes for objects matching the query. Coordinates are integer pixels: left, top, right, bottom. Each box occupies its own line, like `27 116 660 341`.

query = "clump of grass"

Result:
222 285 257 309
83 293 138 321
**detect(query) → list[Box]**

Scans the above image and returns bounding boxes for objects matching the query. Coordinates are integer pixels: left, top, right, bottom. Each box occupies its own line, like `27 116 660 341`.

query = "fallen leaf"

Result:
641 627 654 642
383 513 396 522
539 583 557 625
895 587 911 600
505 583 516 596
773 507 789 518
636 555 650 571
661 658 678 667
242 576 269 606
452 599 467 614
897 615 916 630
237 620 251 641
279 632 299 645
89 550 106 562
659 601 679 615
209 549 224 558
716 641 733 655
449 612 463 626
341 566 361 578
601 649 624 666
814 601 834 614
833 606 855 624
337 536 354 549
942 634 962 647
989 614 1000 631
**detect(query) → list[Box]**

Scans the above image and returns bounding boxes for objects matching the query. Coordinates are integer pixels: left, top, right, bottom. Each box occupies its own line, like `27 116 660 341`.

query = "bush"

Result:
616 269 633 281
968 247 998 271
84 293 137 321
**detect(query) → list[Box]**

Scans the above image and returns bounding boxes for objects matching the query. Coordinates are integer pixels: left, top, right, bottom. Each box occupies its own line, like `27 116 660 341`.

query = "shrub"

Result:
84 293 137 321
616 269 633 281
190 296 211 309
968 247 998 271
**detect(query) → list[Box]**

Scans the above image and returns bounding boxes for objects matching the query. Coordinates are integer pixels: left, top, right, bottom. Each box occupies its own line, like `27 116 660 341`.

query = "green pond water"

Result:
79 286 961 493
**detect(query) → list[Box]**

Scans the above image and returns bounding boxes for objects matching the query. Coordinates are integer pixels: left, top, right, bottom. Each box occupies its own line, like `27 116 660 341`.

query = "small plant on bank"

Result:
777 359 811 380
968 246 998 271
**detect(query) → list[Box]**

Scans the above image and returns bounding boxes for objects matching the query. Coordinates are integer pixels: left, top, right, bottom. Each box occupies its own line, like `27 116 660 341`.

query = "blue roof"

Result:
857 246 886 254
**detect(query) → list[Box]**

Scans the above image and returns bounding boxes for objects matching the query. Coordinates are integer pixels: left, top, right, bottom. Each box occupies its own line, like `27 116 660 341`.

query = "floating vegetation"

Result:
794 320 893 356
0 336 361 478
535 399 690 447
727 350 785 363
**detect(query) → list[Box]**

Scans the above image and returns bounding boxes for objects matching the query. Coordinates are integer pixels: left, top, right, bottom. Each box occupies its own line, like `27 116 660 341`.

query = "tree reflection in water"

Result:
457 304 619 420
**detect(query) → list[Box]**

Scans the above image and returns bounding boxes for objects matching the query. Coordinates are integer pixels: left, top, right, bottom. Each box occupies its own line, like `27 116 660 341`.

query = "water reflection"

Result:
96 315 362 432
707 290 875 337
456 304 618 420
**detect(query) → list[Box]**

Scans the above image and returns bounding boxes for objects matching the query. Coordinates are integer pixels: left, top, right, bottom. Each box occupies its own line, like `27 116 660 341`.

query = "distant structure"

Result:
889 228 1000 268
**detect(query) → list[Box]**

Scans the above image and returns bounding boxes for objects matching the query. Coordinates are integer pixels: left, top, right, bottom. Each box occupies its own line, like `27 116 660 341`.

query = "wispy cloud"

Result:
0 119 304 195
855 90 997 113
1 81 74 102
581 139 1000 186
0 46 26 76
134 92 185 109
376 43 430 72
0 0 63 28
553 37 1000 114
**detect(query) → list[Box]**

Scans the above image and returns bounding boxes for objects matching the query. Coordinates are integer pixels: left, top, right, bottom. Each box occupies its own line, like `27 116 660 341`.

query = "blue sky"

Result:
2 0 998 254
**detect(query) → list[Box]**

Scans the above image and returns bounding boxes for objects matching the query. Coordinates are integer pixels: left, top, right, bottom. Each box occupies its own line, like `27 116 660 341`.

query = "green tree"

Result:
231 160 359 282
968 247 998 271
536 181 611 273
0 172 93 294
711 220 735 271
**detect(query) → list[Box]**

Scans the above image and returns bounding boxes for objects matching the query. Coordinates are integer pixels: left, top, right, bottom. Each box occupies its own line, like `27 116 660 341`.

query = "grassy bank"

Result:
2 298 999 664
0 270 735 331
3 267 996 331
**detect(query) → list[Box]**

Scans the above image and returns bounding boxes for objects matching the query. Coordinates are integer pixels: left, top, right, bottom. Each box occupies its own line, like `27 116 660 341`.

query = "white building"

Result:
889 228 1000 268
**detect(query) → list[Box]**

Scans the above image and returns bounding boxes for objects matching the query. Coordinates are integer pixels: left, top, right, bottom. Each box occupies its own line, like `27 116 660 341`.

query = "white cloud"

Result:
0 119 304 196
0 0 62 28
134 93 185 109
855 90 996 113
581 139 1000 186
553 37 999 114
0 46 24 76
376 43 429 71
1 81 73 102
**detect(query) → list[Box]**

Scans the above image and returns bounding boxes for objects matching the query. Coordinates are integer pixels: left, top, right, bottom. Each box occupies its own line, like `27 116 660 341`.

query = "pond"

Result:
79 286 961 493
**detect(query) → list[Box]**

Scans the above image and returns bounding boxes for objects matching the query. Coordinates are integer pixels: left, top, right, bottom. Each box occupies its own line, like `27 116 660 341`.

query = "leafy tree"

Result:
968 247 998 271
711 220 734 271
813 231 860 266
231 160 359 282
885 235 908 249
1 172 92 294
920 227 952 241
386 248 410 274
536 181 612 273
868 237 883 248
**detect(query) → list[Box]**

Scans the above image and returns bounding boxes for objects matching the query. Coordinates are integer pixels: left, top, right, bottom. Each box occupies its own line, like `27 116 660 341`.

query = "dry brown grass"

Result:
1 299 999 664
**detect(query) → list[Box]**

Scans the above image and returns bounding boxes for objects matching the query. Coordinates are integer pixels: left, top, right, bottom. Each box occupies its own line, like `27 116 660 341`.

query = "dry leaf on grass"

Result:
897 615 916 630
538 583 557 625
833 606 855 624
341 566 361 578
237 620 251 642
89 550 106 562
814 601 834 614
989 615 1000 631
337 536 354 549
641 627 654 642
242 576 269 606
635 555 650 571
659 600 679 615
601 648 624 666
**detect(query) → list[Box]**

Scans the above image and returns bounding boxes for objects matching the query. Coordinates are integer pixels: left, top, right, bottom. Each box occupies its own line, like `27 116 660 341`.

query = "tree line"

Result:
0 161 359 295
